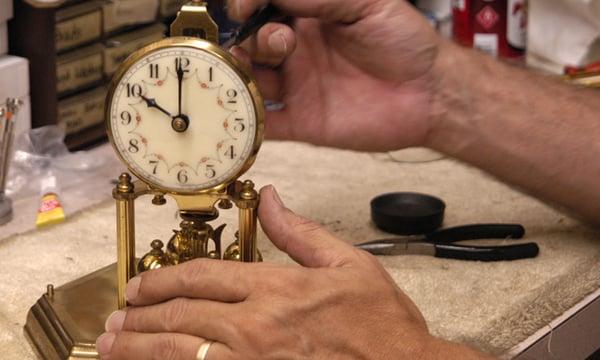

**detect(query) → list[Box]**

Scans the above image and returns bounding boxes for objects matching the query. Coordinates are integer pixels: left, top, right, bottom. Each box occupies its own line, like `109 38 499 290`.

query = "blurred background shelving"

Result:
3 0 600 151
7 0 236 150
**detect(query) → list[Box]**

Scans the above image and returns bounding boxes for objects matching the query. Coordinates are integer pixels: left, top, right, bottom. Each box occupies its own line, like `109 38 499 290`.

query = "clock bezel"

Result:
105 37 265 195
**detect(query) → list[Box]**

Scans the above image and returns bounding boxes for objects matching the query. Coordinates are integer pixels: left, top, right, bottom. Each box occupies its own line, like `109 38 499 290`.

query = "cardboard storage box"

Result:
0 55 31 137
56 43 104 97
58 86 105 136
160 0 187 18
104 23 165 76
0 23 7 55
0 0 13 23
54 1 103 53
103 0 158 34
0 0 11 56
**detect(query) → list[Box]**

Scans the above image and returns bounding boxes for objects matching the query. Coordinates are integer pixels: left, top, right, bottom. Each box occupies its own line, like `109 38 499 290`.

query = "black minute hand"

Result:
140 95 172 118
176 61 184 116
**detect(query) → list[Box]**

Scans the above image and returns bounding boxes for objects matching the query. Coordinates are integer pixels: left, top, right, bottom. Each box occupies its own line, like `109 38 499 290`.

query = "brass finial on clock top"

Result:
24 2 265 359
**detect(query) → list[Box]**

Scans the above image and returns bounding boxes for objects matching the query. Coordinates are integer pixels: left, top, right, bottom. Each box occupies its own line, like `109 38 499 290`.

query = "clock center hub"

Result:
172 115 190 133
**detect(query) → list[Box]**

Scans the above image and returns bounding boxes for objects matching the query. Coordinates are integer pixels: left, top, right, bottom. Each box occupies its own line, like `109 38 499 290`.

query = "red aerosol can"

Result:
453 0 472 47
453 0 527 59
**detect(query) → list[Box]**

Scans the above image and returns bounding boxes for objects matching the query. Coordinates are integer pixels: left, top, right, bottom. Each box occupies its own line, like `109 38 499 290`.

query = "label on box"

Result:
469 0 524 58
160 0 186 17
57 45 104 95
104 0 159 33
55 3 103 52
474 33 499 57
104 24 166 76
58 87 105 135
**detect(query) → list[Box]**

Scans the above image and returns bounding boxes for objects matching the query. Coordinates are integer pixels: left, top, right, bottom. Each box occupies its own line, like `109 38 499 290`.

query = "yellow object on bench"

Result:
36 193 65 228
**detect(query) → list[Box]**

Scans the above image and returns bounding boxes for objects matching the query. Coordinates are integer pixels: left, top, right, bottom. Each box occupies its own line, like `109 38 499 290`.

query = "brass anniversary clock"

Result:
25 2 264 359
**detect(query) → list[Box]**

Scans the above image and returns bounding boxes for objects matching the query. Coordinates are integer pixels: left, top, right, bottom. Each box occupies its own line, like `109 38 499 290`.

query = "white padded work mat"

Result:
0 141 599 358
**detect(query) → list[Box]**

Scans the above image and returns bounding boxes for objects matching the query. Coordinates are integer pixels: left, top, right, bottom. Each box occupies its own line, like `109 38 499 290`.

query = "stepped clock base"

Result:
24 264 118 360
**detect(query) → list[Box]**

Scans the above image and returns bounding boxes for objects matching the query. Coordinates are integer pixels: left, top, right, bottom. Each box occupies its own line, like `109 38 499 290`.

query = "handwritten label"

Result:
104 0 159 33
57 49 103 94
55 10 102 52
58 88 105 135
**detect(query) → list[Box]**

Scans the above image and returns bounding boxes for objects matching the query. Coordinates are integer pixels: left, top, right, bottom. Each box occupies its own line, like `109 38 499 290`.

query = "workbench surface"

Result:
1 141 599 358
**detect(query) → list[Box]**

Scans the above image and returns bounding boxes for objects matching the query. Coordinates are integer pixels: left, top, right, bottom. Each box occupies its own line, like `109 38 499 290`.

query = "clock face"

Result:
107 39 262 193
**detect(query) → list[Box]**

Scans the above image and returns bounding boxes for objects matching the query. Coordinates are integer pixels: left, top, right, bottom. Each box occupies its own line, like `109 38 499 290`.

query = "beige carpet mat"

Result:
0 141 599 359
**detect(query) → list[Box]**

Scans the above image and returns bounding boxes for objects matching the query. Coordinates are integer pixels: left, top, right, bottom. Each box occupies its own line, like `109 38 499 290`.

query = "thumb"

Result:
258 185 358 268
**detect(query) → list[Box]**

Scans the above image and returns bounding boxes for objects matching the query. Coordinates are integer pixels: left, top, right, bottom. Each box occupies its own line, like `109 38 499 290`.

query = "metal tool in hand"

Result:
222 4 289 48
356 224 539 261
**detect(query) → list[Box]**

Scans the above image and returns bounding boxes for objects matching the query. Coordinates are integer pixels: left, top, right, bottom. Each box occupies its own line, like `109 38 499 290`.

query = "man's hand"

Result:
228 0 442 151
229 0 600 223
96 186 442 359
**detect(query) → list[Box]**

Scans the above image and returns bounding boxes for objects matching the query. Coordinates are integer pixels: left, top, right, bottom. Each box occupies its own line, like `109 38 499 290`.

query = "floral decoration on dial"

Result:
109 45 258 192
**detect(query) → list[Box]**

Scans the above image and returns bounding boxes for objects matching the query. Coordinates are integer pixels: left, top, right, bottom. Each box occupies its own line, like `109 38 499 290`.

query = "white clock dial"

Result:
108 42 261 193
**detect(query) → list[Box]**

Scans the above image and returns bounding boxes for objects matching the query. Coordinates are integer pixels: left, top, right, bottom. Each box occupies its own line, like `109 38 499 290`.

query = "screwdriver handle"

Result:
224 4 288 47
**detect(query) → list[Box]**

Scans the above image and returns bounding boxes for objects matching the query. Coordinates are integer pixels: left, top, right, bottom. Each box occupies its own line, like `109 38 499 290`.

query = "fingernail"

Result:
105 310 126 332
126 276 141 302
96 332 116 357
229 45 241 55
268 31 288 54
271 186 284 207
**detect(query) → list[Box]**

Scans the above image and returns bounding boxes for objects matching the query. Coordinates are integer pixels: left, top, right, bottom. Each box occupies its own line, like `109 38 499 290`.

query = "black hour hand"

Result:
140 95 172 118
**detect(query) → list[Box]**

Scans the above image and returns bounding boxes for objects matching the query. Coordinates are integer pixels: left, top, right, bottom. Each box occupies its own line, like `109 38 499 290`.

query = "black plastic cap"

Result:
371 193 446 235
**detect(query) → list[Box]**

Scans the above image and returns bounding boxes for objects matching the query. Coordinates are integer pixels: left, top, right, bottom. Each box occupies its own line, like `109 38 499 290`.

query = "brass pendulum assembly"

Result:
115 177 263 308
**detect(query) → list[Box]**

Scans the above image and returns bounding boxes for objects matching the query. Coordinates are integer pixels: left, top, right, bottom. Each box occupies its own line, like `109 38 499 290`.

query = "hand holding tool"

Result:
222 4 289 49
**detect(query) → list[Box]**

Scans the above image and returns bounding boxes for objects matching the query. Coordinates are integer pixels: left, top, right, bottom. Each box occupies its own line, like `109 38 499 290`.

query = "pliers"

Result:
356 224 539 261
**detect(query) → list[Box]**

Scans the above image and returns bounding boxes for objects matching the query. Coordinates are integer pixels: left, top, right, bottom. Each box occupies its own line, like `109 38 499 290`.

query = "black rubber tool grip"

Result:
425 224 526 244
434 242 539 261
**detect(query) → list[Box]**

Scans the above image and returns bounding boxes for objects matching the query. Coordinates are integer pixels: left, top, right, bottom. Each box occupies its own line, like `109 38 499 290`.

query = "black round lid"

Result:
371 192 446 235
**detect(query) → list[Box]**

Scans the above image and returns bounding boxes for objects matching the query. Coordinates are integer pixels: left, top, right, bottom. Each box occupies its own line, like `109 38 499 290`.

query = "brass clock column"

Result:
114 173 136 310
24 2 265 359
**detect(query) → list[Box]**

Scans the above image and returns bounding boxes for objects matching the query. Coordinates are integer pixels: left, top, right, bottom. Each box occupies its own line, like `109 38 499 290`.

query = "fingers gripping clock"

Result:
107 39 263 194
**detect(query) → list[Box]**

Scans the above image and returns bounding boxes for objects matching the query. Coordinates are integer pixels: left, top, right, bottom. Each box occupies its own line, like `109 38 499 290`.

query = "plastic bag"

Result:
6 126 105 198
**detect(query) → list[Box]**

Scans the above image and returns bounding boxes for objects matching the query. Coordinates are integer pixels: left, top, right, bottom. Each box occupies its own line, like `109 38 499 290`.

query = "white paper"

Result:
0 56 31 137
0 56 29 98
528 0 600 72
474 33 499 58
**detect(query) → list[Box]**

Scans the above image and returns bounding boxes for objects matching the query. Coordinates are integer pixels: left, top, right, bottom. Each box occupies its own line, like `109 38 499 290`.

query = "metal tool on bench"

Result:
356 224 539 261
0 98 23 225
357 192 539 261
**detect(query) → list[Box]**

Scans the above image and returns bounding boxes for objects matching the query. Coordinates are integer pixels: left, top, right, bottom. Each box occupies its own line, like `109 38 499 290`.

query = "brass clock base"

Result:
24 264 119 360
